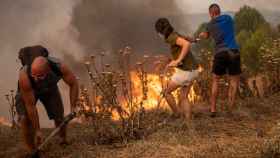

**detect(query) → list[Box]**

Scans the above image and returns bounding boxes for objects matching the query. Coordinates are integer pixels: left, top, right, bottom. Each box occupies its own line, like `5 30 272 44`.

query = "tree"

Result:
274 24 280 38
234 6 272 75
241 25 270 74
236 29 251 50
234 5 267 35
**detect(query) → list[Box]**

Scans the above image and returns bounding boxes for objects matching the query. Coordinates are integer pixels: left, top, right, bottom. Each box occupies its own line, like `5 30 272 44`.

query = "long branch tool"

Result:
31 112 77 158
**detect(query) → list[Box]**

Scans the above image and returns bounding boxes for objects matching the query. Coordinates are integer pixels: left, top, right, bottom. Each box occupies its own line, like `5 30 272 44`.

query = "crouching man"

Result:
16 46 79 154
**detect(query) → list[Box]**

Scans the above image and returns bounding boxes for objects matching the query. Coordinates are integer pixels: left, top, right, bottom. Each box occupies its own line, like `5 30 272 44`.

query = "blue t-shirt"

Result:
206 14 239 54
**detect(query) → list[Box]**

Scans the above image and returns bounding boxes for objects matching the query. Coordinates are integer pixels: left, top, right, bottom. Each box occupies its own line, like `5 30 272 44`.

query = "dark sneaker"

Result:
24 151 40 158
210 112 217 118
170 113 181 119
59 139 70 146
226 111 234 117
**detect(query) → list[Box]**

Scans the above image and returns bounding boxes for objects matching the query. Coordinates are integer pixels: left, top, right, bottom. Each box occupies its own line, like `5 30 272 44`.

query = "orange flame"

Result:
129 71 200 110
80 70 201 121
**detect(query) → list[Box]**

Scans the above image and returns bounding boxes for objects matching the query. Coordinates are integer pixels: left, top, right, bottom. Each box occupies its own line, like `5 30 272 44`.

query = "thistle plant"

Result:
4 90 18 129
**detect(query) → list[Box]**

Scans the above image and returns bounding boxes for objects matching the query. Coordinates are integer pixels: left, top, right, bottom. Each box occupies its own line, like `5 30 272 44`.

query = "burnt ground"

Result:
1 92 280 158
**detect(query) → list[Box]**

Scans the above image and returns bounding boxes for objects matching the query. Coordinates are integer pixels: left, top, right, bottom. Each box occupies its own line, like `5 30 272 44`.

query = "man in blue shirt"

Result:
199 4 241 117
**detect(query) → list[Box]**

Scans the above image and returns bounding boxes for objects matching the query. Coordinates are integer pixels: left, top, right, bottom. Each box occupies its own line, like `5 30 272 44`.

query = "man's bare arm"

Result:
199 32 210 39
19 70 40 130
60 63 79 112
175 37 191 64
184 35 197 43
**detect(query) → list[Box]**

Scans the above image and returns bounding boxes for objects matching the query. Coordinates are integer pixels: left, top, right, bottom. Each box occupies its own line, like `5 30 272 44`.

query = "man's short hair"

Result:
209 3 221 15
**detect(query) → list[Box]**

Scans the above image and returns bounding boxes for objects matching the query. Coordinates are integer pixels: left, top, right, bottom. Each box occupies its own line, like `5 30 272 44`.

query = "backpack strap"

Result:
47 58 63 77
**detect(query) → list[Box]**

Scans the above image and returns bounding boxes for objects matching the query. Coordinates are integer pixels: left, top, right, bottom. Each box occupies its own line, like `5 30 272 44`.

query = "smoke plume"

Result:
73 0 191 55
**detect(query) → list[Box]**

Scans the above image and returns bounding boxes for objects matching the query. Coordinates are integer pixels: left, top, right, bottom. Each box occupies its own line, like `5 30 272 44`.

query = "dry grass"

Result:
1 92 280 158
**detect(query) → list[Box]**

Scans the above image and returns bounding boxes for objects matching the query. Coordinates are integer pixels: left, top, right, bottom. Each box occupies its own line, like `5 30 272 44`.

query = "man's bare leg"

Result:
228 74 240 111
54 118 67 145
255 74 265 97
210 74 221 114
247 77 256 96
178 85 192 120
164 81 180 115
20 116 36 153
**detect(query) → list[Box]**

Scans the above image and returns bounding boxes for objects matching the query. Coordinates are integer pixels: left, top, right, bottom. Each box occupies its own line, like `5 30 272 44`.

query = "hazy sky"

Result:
176 0 280 13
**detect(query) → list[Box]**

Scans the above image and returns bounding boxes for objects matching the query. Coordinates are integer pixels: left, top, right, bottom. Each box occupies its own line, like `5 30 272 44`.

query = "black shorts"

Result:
15 87 64 120
212 50 242 76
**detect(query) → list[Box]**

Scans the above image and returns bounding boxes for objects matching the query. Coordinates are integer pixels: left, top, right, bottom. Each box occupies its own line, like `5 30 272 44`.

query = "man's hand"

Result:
198 32 209 39
35 130 43 146
167 60 180 67
184 36 196 43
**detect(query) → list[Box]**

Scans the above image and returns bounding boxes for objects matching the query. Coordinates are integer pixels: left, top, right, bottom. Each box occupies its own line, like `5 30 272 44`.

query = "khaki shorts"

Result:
171 68 200 86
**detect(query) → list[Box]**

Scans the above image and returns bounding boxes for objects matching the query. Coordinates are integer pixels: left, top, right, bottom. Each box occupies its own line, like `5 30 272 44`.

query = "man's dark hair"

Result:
209 3 221 15
155 18 174 39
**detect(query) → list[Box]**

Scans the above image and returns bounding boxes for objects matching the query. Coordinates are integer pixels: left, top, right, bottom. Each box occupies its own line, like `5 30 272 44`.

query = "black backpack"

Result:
17 45 62 75
18 45 49 66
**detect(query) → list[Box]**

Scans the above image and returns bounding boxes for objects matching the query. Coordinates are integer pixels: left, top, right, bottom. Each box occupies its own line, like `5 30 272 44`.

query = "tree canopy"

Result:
234 5 267 35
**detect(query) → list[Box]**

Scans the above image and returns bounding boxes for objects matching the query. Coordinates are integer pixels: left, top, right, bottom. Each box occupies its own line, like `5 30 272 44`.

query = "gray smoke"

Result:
0 0 84 59
73 0 191 55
